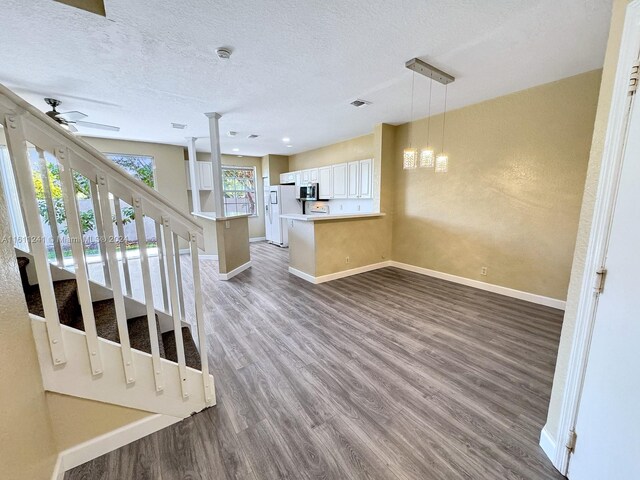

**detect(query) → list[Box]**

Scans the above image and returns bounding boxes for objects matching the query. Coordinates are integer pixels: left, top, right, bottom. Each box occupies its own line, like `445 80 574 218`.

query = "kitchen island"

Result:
280 212 389 283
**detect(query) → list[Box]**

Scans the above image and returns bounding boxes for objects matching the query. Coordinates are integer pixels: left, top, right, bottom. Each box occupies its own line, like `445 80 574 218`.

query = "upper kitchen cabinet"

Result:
280 172 296 185
359 158 372 199
309 168 319 183
319 166 332 199
332 163 348 199
184 161 214 191
347 161 359 198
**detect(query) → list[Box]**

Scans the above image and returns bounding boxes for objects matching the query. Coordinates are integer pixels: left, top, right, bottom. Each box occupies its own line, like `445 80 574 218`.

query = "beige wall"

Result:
261 154 290 186
83 137 190 215
46 392 150 451
0 181 58 479
196 153 265 239
288 134 374 170
544 0 630 440
288 219 316 275
216 216 251 274
392 70 601 300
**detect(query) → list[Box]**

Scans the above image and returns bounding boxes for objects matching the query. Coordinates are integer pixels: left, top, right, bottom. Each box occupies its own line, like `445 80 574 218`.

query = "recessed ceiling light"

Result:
286 145 293 148
172 123 187 129
282 137 290 143
232 148 240 152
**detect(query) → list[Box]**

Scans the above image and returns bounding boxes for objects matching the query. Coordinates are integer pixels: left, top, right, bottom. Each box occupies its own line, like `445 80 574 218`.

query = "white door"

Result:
319 167 332 199
568 83 640 479
332 163 348 199
264 187 273 241
359 158 372 199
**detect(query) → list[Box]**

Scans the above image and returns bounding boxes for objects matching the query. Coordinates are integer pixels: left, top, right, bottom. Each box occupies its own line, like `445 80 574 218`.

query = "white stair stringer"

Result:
31 315 216 418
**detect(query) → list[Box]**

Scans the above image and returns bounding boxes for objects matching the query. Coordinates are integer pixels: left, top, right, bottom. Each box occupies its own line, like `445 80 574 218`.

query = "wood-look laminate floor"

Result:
66 242 565 480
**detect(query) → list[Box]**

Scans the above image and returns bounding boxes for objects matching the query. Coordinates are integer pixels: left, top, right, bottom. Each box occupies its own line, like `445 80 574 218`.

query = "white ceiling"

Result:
1 0 611 156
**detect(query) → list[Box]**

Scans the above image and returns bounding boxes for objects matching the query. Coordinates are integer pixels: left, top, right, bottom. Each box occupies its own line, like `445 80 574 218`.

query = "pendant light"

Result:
435 83 449 173
420 77 435 168
403 72 417 169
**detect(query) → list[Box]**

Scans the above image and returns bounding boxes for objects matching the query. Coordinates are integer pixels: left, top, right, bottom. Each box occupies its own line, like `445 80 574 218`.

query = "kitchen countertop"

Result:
280 212 386 222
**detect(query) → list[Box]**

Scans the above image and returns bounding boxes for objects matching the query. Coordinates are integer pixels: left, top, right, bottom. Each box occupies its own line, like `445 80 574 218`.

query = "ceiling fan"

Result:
44 98 120 133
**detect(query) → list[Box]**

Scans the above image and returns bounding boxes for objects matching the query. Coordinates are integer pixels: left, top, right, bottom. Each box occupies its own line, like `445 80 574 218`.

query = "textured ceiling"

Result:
0 0 611 156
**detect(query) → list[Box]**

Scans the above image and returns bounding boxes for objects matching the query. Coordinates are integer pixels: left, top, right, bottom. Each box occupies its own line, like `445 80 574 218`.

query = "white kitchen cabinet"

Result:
302 169 310 184
185 161 213 190
347 161 359 198
332 163 348 199
309 168 319 183
294 171 302 199
359 158 373 199
318 167 332 199
279 173 288 185
287 172 295 184
198 162 214 190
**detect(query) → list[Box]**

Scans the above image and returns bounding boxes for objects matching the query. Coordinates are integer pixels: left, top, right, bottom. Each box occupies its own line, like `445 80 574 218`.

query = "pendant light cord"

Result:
427 77 433 147
409 71 415 148
441 84 448 154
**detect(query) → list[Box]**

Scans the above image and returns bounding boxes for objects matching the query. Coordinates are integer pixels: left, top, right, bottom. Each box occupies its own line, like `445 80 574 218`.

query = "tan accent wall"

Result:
544 0 631 439
46 392 150 451
0 182 58 479
216 216 251 274
261 154 290 186
392 70 601 300
83 137 189 215
288 134 374 170
197 153 265 239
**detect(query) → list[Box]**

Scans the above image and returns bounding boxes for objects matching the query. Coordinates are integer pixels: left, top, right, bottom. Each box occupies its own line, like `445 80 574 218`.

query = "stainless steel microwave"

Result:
300 184 318 201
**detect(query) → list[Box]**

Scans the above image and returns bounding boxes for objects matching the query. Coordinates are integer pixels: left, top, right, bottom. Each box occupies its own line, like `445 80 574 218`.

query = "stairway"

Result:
19 256 201 369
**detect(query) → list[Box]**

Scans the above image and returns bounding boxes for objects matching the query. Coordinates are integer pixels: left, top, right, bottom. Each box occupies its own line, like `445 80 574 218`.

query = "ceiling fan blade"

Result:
68 124 79 133
59 110 88 121
75 120 120 132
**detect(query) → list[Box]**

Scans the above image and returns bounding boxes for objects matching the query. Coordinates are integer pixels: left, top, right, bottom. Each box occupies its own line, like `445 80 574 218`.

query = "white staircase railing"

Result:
0 83 214 408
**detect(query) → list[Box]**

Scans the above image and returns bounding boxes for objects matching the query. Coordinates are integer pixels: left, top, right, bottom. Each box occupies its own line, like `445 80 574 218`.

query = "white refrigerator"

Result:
264 185 299 246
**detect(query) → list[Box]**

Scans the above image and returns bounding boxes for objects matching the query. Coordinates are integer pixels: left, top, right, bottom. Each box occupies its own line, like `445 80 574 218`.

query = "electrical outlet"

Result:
345 256 350 264
357 204 361 211
225 220 230 229
481 266 488 276
340 204 343 210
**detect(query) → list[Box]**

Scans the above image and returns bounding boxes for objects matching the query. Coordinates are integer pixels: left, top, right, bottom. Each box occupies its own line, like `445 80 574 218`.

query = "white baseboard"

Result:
289 262 391 284
390 261 566 310
250 236 266 243
219 260 252 280
52 414 181 478
539 425 558 465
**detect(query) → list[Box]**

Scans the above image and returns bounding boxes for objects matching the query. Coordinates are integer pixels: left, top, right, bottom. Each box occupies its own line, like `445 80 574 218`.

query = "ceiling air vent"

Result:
172 123 187 129
350 99 371 107
248 134 259 139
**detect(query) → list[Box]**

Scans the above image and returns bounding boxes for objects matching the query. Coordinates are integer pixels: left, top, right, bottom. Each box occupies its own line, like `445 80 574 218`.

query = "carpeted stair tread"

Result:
70 299 165 357
162 327 201 370
25 279 80 326
17 256 31 291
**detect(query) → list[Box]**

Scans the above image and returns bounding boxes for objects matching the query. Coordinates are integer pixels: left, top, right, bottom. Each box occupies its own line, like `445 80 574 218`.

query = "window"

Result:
222 166 257 216
104 153 155 188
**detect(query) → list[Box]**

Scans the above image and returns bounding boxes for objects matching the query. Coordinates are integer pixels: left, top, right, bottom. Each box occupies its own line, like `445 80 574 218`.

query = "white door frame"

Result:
550 1 640 474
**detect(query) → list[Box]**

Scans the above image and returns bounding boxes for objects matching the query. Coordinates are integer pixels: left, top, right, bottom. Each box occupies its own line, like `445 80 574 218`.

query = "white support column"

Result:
204 112 224 217
186 137 201 214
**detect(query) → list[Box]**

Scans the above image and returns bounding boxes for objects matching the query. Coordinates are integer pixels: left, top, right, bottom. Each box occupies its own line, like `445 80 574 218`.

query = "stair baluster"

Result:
57 147 104 376
35 147 64 267
155 222 170 312
162 217 189 399
3 113 66 365
113 195 132 297
96 172 136 384
89 180 112 287
133 197 165 392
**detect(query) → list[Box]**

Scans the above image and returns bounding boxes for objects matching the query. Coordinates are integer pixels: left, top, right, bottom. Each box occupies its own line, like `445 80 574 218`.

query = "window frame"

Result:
221 165 258 217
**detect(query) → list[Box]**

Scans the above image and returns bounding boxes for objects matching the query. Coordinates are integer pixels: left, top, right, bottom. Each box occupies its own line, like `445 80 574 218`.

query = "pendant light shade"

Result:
435 154 448 173
419 148 434 168
403 148 417 169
